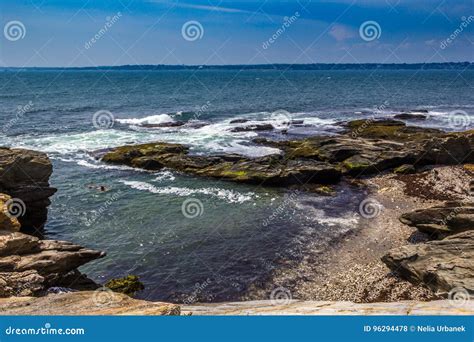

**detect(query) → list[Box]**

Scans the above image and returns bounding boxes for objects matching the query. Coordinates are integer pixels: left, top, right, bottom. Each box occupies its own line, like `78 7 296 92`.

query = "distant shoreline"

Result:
1 62 473 71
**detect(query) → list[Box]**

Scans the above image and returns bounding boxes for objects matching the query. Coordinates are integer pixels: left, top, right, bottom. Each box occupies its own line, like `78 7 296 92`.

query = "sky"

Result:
0 0 473 67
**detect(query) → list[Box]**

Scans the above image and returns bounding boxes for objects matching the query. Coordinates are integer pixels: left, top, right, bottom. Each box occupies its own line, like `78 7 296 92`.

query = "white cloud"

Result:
329 24 356 41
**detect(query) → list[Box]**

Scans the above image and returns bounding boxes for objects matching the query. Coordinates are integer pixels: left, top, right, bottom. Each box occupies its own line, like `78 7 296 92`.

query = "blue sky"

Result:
0 0 473 67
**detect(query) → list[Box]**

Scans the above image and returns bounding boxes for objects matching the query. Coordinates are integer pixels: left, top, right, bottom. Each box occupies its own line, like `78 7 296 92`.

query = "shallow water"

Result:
0 69 472 302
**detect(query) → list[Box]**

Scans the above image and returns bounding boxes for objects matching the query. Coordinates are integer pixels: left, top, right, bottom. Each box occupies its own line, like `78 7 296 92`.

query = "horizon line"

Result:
1 62 473 70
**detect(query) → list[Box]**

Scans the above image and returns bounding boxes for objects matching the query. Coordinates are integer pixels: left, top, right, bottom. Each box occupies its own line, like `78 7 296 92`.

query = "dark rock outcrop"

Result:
0 228 105 297
102 143 342 185
382 231 474 296
394 113 427 120
101 120 474 186
230 123 274 132
0 148 57 232
399 202 474 237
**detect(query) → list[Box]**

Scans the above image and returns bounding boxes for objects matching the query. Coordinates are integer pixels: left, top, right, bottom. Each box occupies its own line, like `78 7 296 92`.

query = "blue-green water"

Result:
0 69 473 302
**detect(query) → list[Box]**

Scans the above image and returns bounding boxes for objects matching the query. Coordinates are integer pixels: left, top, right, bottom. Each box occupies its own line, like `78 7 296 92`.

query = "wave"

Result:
119 180 256 203
116 114 175 125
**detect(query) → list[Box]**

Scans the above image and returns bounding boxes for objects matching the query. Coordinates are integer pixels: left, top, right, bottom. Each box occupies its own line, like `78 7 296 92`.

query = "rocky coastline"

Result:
0 119 472 315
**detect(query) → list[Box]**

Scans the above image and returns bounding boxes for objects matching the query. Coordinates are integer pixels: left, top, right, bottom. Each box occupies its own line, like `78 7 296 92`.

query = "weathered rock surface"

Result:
0 294 470 315
181 299 473 315
399 202 474 237
0 194 21 232
102 142 342 185
0 148 57 231
0 228 105 297
382 231 474 296
0 291 180 315
102 120 473 186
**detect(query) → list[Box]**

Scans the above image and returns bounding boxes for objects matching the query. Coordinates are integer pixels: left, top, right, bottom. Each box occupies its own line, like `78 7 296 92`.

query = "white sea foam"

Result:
119 180 256 203
116 114 175 125
154 170 176 182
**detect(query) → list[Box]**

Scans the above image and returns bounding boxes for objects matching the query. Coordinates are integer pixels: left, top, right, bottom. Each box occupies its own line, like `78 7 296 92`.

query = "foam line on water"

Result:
119 180 257 203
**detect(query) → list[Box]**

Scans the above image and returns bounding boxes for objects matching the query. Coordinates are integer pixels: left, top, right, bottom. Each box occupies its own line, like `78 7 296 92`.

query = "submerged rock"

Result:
382 231 474 296
230 123 274 132
394 113 427 120
141 121 185 128
399 202 474 237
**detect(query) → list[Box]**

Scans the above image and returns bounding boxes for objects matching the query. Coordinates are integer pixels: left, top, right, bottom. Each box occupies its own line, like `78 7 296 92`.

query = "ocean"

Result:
1 69 473 302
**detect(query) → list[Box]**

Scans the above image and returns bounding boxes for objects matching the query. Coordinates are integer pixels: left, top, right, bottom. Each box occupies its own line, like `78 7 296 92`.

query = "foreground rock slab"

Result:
382 231 474 295
0 229 105 297
0 291 180 315
181 300 473 315
399 202 474 237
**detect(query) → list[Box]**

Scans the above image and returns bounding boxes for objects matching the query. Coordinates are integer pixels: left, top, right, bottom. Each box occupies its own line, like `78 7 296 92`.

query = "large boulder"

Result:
0 229 105 297
0 148 57 231
382 231 474 296
399 202 474 237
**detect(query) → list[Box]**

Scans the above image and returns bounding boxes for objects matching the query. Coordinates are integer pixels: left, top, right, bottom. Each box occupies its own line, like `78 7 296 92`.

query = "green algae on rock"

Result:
105 275 145 296
101 120 474 186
